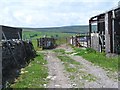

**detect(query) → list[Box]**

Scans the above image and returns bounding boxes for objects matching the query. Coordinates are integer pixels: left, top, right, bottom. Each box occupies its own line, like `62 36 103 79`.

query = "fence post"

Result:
0 26 2 89
89 20 92 48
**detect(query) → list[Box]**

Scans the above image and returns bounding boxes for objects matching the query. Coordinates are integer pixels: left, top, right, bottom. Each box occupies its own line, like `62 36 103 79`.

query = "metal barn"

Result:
89 7 120 54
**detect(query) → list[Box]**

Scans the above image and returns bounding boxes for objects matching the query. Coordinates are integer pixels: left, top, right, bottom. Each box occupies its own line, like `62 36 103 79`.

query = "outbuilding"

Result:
89 6 120 54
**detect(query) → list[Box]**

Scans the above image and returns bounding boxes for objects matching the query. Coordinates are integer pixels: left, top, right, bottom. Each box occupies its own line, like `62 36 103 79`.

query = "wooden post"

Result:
89 20 92 47
112 10 115 53
0 26 2 88
105 13 111 53
37 39 38 47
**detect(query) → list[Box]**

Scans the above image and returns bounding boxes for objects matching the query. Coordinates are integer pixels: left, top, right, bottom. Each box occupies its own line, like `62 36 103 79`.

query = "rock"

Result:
51 76 56 80
72 83 77 87
25 71 28 73
43 84 47 87
21 71 24 74
46 76 52 79
55 84 60 87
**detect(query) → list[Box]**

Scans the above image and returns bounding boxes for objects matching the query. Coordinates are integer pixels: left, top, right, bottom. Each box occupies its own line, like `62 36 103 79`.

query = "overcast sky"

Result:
0 0 119 28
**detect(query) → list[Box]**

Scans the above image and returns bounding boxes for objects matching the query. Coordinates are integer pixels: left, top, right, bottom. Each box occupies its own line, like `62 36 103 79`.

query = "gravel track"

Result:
45 51 72 88
57 44 118 88
43 44 118 88
69 55 118 88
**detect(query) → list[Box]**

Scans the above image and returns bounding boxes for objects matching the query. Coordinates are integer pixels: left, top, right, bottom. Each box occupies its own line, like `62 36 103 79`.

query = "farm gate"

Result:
37 37 56 49
69 34 89 47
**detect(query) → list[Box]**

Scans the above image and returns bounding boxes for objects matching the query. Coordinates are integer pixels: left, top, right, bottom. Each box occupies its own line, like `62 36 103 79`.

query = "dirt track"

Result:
43 44 118 88
45 51 72 88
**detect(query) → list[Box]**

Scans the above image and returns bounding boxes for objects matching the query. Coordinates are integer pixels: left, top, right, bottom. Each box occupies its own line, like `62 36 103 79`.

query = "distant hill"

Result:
22 25 96 34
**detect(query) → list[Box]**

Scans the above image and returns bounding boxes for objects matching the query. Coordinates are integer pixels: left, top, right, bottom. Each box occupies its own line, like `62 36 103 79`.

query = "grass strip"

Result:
58 55 80 65
73 47 118 72
11 52 48 88
53 49 65 54
57 55 96 82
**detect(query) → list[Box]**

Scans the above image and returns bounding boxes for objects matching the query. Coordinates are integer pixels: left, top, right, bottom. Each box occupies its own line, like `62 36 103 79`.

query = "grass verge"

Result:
10 52 48 88
73 47 118 72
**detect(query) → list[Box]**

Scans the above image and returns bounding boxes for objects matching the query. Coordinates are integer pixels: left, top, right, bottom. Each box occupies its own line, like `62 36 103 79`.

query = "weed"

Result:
69 76 75 80
82 74 96 82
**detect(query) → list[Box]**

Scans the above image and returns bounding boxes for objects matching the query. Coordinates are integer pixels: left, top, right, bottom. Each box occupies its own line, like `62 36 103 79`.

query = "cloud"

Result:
0 0 119 27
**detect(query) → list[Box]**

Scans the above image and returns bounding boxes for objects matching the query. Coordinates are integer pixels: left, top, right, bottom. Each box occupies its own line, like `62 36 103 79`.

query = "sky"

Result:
0 0 119 28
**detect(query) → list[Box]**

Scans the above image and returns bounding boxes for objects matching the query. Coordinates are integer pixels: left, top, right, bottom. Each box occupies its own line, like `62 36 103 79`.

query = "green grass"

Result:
11 52 48 88
69 75 75 80
73 47 118 72
58 56 80 65
23 30 73 40
66 67 78 73
56 37 68 45
53 49 65 54
82 73 96 82
57 55 80 73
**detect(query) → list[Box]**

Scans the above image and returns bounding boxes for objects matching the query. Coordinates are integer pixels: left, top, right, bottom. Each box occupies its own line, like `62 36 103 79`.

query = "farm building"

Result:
37 37 56 49
89 6 120 54
0 25 36 88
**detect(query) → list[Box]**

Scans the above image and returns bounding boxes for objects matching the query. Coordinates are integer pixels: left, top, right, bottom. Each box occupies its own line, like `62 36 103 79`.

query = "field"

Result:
22 25 93 33
22 30 74 39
